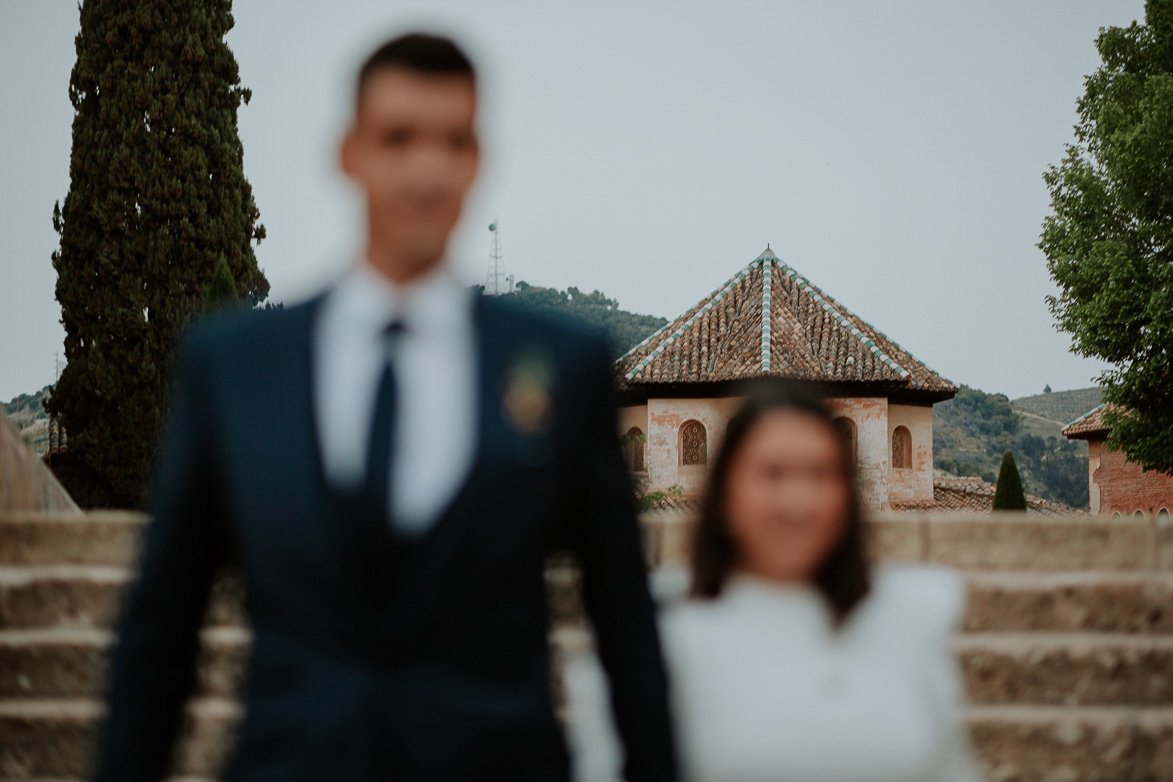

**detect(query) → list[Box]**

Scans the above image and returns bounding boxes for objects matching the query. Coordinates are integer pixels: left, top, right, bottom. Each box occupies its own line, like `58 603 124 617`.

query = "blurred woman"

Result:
658 386 981 782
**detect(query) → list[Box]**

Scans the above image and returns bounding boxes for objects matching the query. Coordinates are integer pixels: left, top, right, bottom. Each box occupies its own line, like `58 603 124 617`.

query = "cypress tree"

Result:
992 452 1027 511
47 0 268 509
205 255 239 309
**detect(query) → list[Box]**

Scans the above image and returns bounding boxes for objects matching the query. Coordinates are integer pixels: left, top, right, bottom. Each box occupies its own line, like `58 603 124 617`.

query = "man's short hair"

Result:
356 33 476 108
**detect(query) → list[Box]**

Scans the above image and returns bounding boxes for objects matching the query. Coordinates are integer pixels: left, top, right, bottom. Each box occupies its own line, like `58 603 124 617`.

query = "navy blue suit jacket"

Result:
93 292 677 782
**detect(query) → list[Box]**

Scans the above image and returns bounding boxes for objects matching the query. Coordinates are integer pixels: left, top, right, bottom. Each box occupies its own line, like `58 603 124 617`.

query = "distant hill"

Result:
502 282 668 358
934 385 1089 510
4 386 51 428
1012 387 1103 426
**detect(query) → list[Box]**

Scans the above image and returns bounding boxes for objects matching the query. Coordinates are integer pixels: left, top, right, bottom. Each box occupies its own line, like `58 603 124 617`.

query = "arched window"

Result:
892 426 912 470
1157 508 1170 524
833 417 856 463
1111 511 1122 520
1133 509 1147 521
680 420 708 466
624 426 646 472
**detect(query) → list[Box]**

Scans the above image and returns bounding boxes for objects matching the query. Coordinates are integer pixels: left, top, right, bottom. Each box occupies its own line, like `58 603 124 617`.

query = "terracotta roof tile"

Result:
1062 403 1117 438
616 248 955 396
889 477 1086 517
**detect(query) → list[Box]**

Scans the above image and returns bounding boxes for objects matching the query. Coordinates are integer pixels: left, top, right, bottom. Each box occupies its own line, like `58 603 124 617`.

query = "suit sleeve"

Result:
564 338 678 782
93 332 230 782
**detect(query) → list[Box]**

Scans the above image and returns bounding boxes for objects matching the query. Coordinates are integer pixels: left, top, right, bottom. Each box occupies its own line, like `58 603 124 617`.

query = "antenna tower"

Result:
484 218 511 295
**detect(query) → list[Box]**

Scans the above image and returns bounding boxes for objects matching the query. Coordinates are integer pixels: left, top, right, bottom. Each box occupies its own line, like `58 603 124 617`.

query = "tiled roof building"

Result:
1063 404 1172 521
616 248 957 512
889 477 1083 517
616 248 955 401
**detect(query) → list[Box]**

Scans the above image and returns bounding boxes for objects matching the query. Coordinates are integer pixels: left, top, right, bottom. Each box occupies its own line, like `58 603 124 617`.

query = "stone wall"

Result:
826 397 889 512
625 395 924 511
642 398 739 495
3 510 1172 781
0 419 79 515
886 403 934 504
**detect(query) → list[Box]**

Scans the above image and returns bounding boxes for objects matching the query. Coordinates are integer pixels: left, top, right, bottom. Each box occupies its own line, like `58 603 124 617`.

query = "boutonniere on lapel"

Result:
502 353 555 436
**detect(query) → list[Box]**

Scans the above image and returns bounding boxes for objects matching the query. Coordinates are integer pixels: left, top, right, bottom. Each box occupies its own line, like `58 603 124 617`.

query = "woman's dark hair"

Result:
690 383 871 624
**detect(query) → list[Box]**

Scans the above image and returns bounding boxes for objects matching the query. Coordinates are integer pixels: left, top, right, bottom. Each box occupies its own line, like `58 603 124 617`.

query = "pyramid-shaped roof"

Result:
616 248 955 402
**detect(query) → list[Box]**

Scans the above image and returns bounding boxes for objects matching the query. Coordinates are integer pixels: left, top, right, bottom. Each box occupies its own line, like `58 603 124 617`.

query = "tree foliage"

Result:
505 281 668 358
992 453 1028 511
204 255 240 309
47 0 268 508
1039 0 1173 474
933 385 1089 509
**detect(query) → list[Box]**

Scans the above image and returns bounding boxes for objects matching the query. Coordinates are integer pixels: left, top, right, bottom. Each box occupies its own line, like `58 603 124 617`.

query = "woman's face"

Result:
723 410 852 584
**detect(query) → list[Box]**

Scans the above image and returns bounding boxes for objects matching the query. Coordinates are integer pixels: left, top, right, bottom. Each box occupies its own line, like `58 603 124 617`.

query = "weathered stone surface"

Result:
963 572 1173 634
0 566 128 630
1140 708 1173 780
965 705 1173 782
0 420 80 515
5 701 1170 782
640 514 694 567
0 697 238 779
4 510 1173 781
925 514 1156 571
0 512 146 567
0 566 246 630
957 634 1173 706
0 627 249 699
866 515 924 563
1159 511 1173 572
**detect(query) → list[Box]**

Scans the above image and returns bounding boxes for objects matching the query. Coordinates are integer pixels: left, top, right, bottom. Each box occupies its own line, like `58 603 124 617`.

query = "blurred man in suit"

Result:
94 33 676 782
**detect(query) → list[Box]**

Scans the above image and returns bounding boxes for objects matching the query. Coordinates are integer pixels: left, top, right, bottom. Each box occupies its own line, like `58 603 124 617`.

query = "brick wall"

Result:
1088 437 1173 518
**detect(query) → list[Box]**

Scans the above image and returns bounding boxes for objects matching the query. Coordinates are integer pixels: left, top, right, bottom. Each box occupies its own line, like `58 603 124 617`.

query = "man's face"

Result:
341 68 479 274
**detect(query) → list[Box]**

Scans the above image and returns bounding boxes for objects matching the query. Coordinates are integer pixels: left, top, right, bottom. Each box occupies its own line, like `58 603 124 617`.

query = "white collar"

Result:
332 259 474 337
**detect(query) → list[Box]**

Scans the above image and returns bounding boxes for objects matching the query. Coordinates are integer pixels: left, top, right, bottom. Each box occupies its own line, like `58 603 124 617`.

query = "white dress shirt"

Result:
563 566 982 782
313 260 479 534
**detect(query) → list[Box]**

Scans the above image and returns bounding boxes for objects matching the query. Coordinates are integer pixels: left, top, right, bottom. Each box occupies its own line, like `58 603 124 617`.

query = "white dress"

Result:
563 566 982 782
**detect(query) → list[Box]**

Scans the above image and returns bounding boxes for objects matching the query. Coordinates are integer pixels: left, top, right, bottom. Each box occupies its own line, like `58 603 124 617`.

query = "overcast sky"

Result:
1 1 1144 404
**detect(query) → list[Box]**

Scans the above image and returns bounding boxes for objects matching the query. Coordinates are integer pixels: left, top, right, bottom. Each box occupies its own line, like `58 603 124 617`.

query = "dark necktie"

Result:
363 319 407 519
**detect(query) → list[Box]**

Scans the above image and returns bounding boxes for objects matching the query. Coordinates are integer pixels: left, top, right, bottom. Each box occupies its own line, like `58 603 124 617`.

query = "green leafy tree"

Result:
992 453 1028 511
1044 384 1052 394
47 0 268 508
507 281 667 358
1039 0 1173 474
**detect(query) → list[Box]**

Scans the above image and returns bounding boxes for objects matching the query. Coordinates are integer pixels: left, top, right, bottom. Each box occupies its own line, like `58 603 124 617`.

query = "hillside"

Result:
934 386 1089 510
1012 387 1103 426
503 282 668 358
4 385 51 428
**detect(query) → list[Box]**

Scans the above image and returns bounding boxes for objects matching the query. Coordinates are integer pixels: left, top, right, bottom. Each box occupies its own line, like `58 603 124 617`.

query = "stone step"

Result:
965 705 1173 782
962 571 1173 634
645 512 1173 572
5 511 1171 572
0 628 249 700
956 633 1173 707
9 563 1169 638
0 513 146 567
0 566 243 630
8 627 1169 707
1 699 1169 781
0 697 237 780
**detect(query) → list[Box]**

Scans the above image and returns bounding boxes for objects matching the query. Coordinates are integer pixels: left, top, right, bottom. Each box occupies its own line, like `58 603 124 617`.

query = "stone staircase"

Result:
0 510 1170 781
